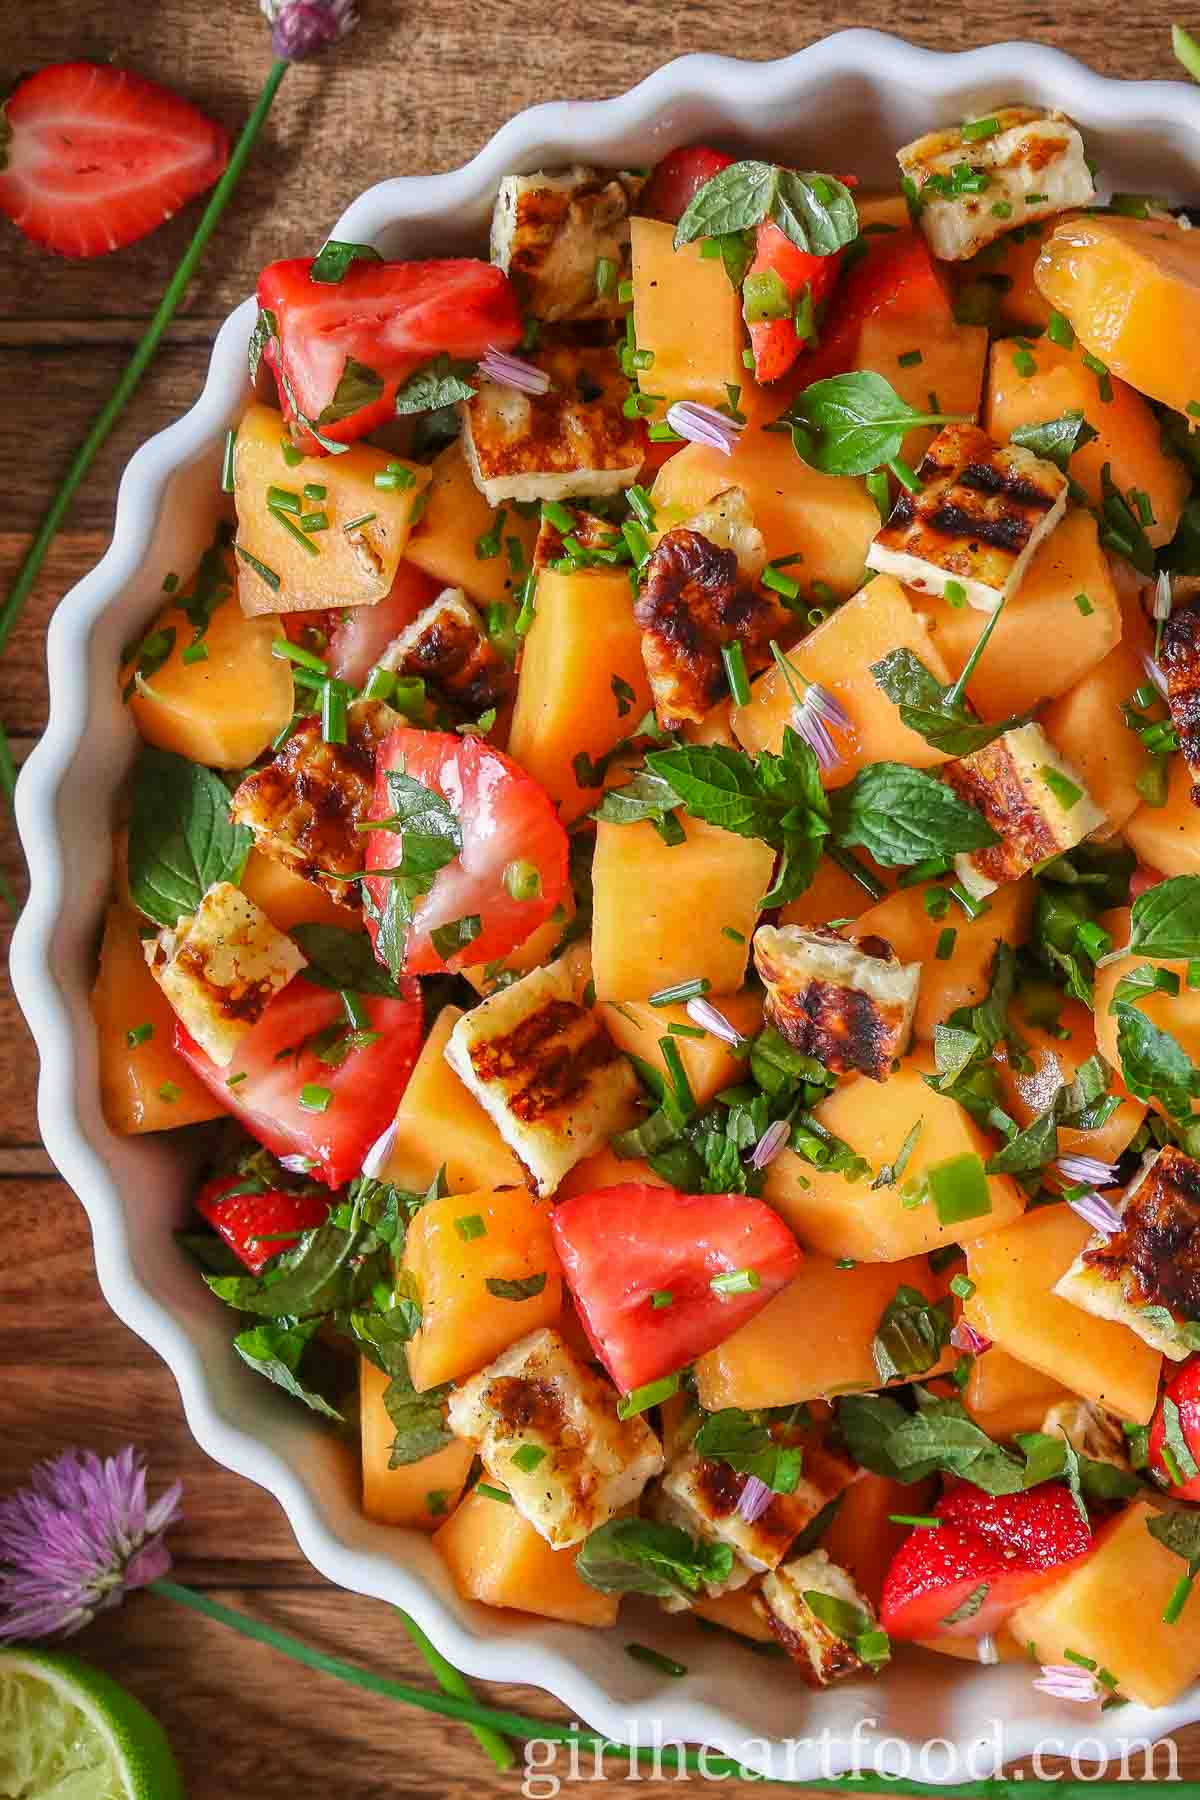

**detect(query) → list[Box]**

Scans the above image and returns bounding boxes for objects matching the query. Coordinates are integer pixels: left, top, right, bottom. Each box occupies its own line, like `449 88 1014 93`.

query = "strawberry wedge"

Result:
0 62 228 258
881 1481 1092 1641
744 221 844 385
256 256 523 450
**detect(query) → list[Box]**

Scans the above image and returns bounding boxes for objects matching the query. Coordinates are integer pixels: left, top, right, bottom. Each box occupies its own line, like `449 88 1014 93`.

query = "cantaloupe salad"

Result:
97 107 1200 1704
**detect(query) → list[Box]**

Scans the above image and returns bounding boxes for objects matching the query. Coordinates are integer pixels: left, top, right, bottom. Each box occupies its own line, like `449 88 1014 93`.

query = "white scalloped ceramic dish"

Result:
14 31 1200 1780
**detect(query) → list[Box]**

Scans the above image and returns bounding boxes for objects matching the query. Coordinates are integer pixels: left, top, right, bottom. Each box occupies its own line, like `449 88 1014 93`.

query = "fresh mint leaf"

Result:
290 923 404 998
318 355 384 426
485 1272 547 1302
1128 875 1200 959
871 1120 922 1190
247 306 278 382
576 1518 734 1600
1164 1395 1200 1481
941 1582 989 1626
692 1408 804 1494
591 767 683 830
309 239 383 284
233 1318 344 1422
430 914 482 962
779 371 963 478
871 1285 952 1383
838 1389 1026 1493
645 742 787 840
394 354 478 416
1009 409 1099 473
1114 1001 1200 1119
359 767 463 974
870 648 1029 757
984 1106 1058 1175
205 1180 407 1319
1147 1507 1200 1570
674 161 858 260
831 762 999 867
383 1352 454 1467
174 1230 246 1278
789 1491 845 1556
127 746 252 927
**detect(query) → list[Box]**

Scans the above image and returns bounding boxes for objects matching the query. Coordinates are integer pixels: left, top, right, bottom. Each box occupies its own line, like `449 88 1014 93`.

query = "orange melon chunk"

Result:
690 1586 775 1643
555 1144 668 1200
239 849 348 931
963 1346 1072 1439
434 1483 618 1627
360 1359 474 1529
1041 591 1156 838
600 989 762 1109
384 1006 525 1195
460 888 576 997
405 439 538 606
731 575 952 783
777 853 890 930
1124 752 1200 877
963 1206 1162 1422
763 1056 1025 1262
959 215 1065 333
823 1471 938 1609
631 218 750 411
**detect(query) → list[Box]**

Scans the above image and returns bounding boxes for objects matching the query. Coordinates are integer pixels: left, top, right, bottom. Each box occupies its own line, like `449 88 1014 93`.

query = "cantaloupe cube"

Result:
1094 908 1200 1118
918 1627 1025 1663
591 812 774 1002
234 403 430 614
961 216 1065 332
631 218 750 411
1013 1501 1200 1708
731 575 952 784
600 989 762 1109
777 854 890 930
986 336 1188 548
682 698 736 750
963 1206 1162 1421
384 1006 525 1195
691 1586 775 1643
507 564 651 822
92 905 223 1133
963 1346 1072 1439
403 1186 562 1390
1034 212 1200 417
649 425 878 598
695 1253 951 1409
849 877 1033 1043
763 1055 1025 1262
460 890 576 997
910 507 1121 721
239 848 349 931
856 317 988 468
122 547 294 769
555 1144 668 1199
434 1483 618 1627
823 1471 938 1609
1041 592 1156 839
995 992 1146 1165
360 1358 474 1529
1125 751 1200 877
405 440 538 607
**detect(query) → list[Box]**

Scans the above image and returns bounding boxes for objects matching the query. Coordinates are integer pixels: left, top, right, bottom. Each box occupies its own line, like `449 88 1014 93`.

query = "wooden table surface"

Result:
2 4 1197 1794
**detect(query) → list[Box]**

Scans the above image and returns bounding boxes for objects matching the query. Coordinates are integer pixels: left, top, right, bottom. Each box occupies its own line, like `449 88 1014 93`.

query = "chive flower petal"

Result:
477 346 551 396
1032 1663 1102 1704
259 0 358 59
949 1319 991 1356
1055 1153 1120 1190
684 996 745 1047
664 402 744 457
1065 1188 1123 1238
750 1117 790 1171
735 1474 774 1524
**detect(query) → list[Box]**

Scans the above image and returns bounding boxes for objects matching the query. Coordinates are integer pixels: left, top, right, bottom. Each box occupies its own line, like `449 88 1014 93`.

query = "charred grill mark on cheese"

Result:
1161 599 1200 798
1083 1146 1200 1320
467 996 623 1123
635 527 783 727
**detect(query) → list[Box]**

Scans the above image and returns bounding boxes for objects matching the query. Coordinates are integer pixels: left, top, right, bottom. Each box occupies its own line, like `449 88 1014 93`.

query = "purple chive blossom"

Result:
1033 1664 1101 1704
950 1319 991 1356
750 1118 790 1172
685 996 746 1047
1141 650 1169 699
476 347 551 396
279 1152 316 1176
665 402 743 456
736 1475 774 1524
260 0 358 59
977 1633 1000 1666
1066 1189 1124 1238
791 682 850 773
0 1447 181 1642
360 1118 398 1181
1055 1153 1119 1190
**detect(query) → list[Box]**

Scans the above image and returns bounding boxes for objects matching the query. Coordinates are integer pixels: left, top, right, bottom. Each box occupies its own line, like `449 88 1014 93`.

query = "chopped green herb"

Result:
455 1214 486 1242
299 1084 332 1113
511 1443 547 1473
125 1023 154 1048
710 1267 761 1296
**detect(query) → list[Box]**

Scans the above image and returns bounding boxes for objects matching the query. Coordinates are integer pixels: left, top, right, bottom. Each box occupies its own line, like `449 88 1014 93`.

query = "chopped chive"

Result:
476 1483 513 1505
161 571 179 594
961 115 1001 141
897 349 922 368
125 1023 154 1048
321 679 348 745
1047 310 1075 349
762 565 801 600
267 484 301 515
221 428 237 493
1063 1649 1098 1671
617 1372 680 1418
721 641 751 706
272 637 327 674
888 1513 942 1528
710 1267 761 1296
1025 192 1049 206
594 256 617 298
887 454 920 494
1012 345 1037 378
514 576 537 636
374 464 416 491
455 1214 487 1242
950 1273 976 1300
930 1152 992 1226
1082 351 1113 402
392 676 426 717
1039 764 1083 811
299 1083 332 1113
1075 919 1112 962
343 511 377 533
299 511 329 533
617 278 634 303
280 438 304 468
511 1443 547 1473
943 578 967 608
935 927 957 961
722 926 746 943
360 665 396 702
226 1071 247 1087
502 860 542 902
622 519 651 568
1073 592 1093 616
235 545 281 591
625 1643 687 1678
269 505 321 557
990 200 1013 219
866 471 890 521
303 482 327 501
651 1290 674 1309
649 976 711 1007
924 886 951 921
834 1257 856 1269
667 1022 705 1038
1164 1573 1195 1625
157 1082 181 1104
181 641 209 665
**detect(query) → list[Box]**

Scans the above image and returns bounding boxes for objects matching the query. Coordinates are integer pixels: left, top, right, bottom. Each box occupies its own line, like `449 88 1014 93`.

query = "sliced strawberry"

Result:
881 1481 1092 1641
1149 1356 1200 1499
550 1182 803 1393
326 561 442 687
256 257 523 451
744 221 844 385
639 146 735 225
195 1174 330 1276
0 62 227 258
175 977 423 1190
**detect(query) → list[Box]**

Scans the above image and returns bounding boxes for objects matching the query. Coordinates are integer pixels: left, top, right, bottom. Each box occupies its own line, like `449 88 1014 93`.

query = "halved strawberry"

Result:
0 62 227 258
1149 1356 1200 1499
326 561 442 686
256 257 523 451
639 146 735 225
744 221 844 385
195 1174 330 1276
881 1481 1092 1640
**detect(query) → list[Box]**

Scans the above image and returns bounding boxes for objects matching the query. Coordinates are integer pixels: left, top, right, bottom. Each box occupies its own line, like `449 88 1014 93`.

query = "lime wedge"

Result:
0 1648 183 1800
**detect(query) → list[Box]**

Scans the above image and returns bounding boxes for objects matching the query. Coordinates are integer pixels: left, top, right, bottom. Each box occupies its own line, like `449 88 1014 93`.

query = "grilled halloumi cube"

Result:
1054 1147 1200 1360
144 881 305 1066
752 924 920 1082
865 423 1067 614
754 1550 881 1687
229 699 398 905
897 107 1095 262
378 587 513 721
532 505 626 570
490 167 645 322
942 722 1106 900
1040 1399 1129 1471
650 1485 758 1609
460 342 644 507
443 949 640 1195
1160 597 1200 797
446 1327 663 1547
660 1448 831 1577
635 490 782 728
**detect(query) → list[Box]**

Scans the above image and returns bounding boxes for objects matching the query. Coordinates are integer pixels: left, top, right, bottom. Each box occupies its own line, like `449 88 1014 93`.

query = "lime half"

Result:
0 1648 183 1800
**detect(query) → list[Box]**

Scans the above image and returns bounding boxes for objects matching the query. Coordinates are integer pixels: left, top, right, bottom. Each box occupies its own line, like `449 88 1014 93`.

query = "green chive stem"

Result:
395 1608 515 1772
945 598 1006 711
